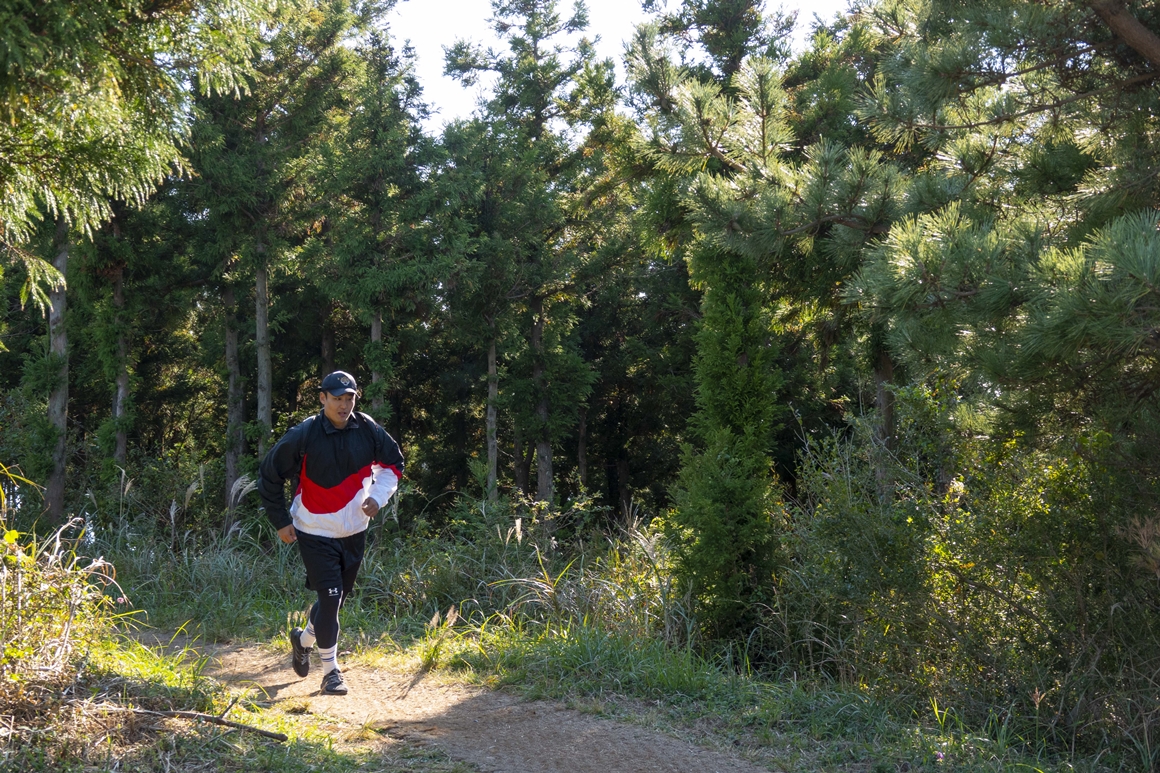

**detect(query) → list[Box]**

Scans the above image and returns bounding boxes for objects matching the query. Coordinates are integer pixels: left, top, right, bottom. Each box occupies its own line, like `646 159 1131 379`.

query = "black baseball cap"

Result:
320 371 358 396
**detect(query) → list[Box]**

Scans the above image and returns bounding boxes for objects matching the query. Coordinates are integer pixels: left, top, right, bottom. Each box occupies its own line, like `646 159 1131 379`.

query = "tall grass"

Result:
0 516 116 694
100 521 304 640
94 494 1126 771
779 390 1160 770
101 494 690 648
0 509 473 771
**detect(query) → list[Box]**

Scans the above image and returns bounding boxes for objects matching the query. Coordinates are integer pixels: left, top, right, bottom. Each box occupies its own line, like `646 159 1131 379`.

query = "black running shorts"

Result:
295 528 367 596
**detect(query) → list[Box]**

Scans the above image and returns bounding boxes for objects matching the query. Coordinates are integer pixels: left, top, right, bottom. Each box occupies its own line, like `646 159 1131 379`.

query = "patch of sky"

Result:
387 0 853 134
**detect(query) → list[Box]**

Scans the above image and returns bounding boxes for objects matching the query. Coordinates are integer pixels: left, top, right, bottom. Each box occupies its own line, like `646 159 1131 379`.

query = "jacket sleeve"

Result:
366 420 405 507
258 420 310 530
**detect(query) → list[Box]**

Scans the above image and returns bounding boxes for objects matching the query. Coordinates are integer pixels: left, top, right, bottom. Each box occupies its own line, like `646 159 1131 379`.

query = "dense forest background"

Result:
5 0 1160 762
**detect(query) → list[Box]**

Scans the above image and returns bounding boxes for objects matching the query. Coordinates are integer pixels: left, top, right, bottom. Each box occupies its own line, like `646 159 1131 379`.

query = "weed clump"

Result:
0 517 116 700
0 516 126 766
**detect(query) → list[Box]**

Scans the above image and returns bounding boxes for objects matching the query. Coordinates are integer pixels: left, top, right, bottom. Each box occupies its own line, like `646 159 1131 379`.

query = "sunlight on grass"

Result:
5 632 473 772
375 617 1090 773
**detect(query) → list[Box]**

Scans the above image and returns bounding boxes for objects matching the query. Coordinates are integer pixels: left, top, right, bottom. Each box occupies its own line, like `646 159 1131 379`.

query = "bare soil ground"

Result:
149 634 777 773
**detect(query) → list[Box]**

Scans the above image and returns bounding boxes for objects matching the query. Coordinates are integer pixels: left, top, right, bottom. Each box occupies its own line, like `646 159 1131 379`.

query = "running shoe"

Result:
321 668 348 695
290 627 312 678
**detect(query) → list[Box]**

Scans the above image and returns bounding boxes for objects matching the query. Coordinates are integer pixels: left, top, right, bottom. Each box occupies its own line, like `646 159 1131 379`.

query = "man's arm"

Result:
258 420 310 535
365 421 405 513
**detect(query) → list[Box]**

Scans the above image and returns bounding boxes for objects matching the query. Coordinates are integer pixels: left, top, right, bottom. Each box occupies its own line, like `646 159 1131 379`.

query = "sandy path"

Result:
197 640 774 773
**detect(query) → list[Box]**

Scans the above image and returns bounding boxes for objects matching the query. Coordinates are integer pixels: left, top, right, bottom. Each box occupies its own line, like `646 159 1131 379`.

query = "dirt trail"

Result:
182 638 773 773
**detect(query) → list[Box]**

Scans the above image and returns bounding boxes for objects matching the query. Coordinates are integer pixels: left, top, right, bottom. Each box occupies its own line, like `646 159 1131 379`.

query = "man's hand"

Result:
362 497 380 518
277 524 297 544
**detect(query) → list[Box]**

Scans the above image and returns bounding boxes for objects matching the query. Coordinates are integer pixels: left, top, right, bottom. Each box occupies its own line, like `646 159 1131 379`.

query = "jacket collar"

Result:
319 410 360 433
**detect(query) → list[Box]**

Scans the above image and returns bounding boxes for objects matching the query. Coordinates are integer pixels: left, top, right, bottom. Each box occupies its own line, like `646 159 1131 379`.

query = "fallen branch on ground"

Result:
89 703 288 742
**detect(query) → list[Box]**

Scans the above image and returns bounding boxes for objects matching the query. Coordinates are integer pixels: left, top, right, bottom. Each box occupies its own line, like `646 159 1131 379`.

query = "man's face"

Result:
320 391 356 427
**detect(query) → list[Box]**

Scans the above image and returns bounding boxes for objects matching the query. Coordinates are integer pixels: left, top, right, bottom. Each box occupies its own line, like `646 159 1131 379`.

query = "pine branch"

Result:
957 44 1103 91
917 288 982 307
698 133 745 174
1128 272 1160 298
906 71 1157 131
780 213 890 236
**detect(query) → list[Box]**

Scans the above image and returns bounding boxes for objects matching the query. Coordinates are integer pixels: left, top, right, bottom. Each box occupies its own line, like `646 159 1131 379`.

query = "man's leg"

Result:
298 535 360 647
337 530 366 612
312 584 344 677
290 600 317 677
317 531 366 676
294 531 347 691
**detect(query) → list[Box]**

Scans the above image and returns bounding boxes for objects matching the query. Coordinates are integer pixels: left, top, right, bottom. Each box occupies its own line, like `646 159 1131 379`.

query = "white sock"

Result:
299 621 316 648
318 644 338 674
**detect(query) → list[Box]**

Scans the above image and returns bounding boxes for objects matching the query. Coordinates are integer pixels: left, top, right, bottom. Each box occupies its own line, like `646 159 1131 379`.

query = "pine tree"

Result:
849 0 1160 450
668 66 793 635
438 117 524 500
310 32 437 424
188 0 390 464
627 0 915 635
445 0 611 503
0 0 261 303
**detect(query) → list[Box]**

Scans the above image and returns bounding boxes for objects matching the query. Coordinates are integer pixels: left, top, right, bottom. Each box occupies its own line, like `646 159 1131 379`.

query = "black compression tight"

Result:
307 592 345 650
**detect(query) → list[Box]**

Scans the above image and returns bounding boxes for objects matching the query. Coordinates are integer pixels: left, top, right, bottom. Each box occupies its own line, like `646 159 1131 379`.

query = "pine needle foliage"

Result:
0 0 265 311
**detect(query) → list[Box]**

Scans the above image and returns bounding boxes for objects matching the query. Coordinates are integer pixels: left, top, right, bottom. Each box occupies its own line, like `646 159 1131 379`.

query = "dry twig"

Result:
88 703 288 742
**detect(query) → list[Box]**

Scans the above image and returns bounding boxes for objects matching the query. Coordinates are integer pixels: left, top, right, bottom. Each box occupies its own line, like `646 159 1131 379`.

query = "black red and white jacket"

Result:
259 411 404 539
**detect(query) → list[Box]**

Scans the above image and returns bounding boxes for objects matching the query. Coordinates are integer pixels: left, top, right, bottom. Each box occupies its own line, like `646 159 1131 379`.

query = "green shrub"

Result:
665 427 787 641
783 385 1160 764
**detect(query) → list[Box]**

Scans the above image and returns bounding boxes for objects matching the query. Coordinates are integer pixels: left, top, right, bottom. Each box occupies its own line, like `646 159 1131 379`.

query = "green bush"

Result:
782 385 1160 763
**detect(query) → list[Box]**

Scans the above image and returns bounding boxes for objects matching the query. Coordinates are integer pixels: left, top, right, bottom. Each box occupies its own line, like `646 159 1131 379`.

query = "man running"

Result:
258 370 404 695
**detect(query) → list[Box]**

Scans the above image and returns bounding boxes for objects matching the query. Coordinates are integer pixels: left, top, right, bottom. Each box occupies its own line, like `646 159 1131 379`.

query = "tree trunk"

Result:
577 407 588 489
530 296 552 503
253 107 272 459
486 332 498 502
513 429 526 495
617 454 632 520
1090 1 1160 69
874 348 895 451
112 264 130 466
255 261 272 458
321 300 335 374
535 440 553 502
371 310 384 414
223 285 246 520
514 427 534 497
45 219 70 523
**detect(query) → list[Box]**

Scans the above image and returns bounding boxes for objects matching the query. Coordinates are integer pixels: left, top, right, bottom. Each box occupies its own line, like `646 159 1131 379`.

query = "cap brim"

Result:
323 387 357 396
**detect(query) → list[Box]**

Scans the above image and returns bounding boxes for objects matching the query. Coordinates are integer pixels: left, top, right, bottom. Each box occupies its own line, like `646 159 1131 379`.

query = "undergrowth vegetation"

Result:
5 391 1159 771
778 389 1160 769
0 516 116 710
77 427 1153 772
5 629 469 772
0 515 469 771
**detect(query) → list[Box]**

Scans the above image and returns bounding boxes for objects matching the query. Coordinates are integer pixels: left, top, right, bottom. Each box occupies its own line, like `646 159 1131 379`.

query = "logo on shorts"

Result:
327 587 341 597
